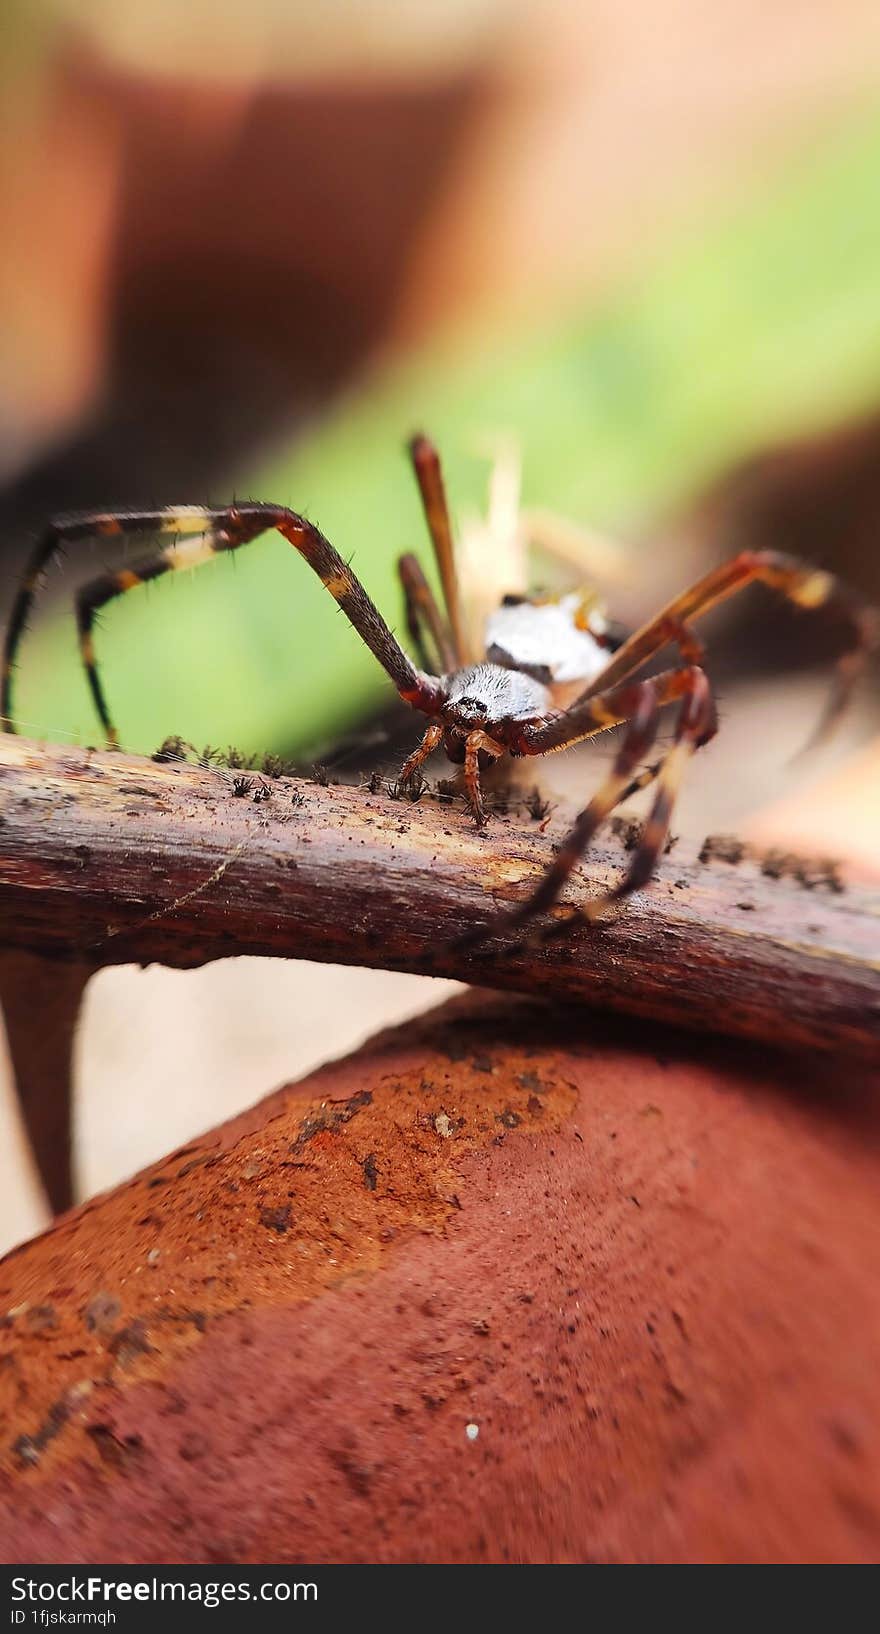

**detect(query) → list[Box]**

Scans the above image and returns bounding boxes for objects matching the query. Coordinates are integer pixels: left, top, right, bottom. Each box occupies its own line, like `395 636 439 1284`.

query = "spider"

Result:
2 435 876 951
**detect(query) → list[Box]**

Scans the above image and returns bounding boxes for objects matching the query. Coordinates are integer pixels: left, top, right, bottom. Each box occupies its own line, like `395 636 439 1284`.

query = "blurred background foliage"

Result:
3 1 880 760
10 101 880 755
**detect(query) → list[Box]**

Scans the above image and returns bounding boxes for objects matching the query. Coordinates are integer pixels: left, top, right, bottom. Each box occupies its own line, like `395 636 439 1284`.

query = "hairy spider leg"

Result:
398 719 504 824
0 509 179 735
457 666 715 953
508 662 710 756
398 720 444 787
535 667 716 943
464 730 505 826
580 548 878 749
408 434 472 666
3 505 445 748
397 552 457 673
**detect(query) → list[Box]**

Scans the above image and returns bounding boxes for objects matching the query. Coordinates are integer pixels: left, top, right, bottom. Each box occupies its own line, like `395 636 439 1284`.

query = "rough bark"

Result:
0 736 878 1065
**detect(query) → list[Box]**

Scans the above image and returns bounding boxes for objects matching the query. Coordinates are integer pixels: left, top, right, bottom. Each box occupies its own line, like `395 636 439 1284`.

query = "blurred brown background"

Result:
1 0 879 1250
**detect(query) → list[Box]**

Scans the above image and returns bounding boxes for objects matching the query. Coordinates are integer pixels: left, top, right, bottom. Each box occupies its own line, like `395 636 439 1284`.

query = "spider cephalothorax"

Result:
2 432 876 950
443 664 548 741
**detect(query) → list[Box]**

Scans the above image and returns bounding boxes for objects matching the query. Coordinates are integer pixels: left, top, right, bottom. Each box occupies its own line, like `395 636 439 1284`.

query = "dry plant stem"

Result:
0 736 878 1069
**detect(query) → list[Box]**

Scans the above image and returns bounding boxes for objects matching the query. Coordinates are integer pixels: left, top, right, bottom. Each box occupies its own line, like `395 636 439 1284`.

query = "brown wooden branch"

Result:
1 734 878 1060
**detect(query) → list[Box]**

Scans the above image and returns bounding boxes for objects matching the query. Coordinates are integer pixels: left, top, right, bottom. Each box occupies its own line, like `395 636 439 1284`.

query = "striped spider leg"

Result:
452 662 716 952
1 505 446 747
407 433 473 666
580 549 878 744
397 553 458 675
457 549 876 952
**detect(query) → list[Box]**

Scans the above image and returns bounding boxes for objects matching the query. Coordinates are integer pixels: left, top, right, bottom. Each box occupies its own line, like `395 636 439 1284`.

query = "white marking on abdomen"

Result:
485 596 608 684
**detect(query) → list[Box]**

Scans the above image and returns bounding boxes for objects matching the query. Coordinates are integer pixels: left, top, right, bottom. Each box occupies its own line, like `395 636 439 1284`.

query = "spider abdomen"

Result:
485 592 610 687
